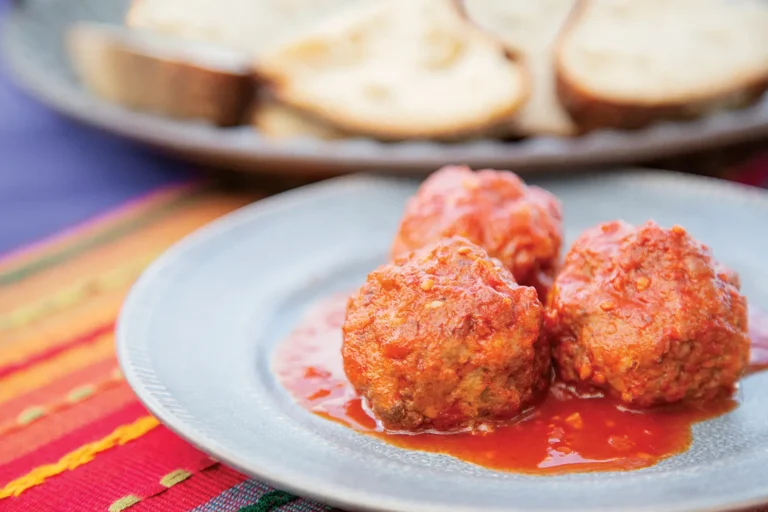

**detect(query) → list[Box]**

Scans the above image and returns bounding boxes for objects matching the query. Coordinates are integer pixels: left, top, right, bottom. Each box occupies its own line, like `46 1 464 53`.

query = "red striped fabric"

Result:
0 401 149 484
0 185 328 512
6 427 218 511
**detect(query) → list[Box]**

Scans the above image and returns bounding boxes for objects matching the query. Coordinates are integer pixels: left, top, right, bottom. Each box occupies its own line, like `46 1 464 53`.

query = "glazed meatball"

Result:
391 165 562 301
546 220 750 407
342 237 550 432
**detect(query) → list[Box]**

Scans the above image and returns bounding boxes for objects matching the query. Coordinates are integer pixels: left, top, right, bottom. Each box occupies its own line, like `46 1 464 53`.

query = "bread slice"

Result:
253 100 346 140
463 0 577 137
255 0 529 140
67 22 254 126
126 0 361 56
556 0 768 131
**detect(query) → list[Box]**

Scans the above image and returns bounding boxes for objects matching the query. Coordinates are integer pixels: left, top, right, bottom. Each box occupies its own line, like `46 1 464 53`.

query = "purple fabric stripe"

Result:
0 0 190 254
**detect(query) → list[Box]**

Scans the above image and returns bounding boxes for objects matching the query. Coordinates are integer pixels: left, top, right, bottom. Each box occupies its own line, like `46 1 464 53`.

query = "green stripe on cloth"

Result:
191 480 331 512
0 187 207 288
238 490 297 511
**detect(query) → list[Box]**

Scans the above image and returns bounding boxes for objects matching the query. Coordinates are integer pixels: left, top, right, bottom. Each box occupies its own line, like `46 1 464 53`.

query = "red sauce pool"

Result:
273 294 768 475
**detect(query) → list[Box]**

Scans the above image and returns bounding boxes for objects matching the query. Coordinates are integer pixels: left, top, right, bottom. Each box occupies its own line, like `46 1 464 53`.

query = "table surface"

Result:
2 1 768 509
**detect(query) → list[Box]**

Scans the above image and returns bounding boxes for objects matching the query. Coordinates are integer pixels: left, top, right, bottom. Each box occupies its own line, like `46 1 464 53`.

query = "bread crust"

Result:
554 0 768 132
255 0 530 141
252 99 346 139
67 23 254 126
556 72 768 132
261 72 529 141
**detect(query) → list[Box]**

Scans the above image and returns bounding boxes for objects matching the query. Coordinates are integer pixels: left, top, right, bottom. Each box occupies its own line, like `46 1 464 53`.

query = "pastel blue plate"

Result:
117 170 768 512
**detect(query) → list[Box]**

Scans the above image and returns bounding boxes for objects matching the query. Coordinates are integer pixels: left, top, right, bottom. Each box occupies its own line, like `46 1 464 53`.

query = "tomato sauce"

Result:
272 293 768 475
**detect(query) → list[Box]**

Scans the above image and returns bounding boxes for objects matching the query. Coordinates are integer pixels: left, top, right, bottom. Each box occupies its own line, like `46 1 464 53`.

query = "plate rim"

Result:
117 170 768 512
4 0 768 175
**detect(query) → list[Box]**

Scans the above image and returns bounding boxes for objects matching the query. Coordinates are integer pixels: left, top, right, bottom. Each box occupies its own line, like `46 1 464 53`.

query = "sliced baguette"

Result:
126 0 362 56
556 0 768 131
253 100 346 140
255 0 529 140
67 22 253 126
463 0 577 136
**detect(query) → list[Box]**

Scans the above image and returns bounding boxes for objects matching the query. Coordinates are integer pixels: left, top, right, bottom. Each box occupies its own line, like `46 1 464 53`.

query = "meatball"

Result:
342 237 550 432
545 220 750 407
391 165 562 301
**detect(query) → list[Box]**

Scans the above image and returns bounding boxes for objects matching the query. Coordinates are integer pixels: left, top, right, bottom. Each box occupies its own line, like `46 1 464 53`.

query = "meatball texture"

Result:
546 220 749 407
391 165 562 300
343 237 550 432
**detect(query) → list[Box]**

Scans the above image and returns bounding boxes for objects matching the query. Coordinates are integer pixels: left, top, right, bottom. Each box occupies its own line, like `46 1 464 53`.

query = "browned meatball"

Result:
342 237 550 432
391 165 562 301
545 220 750 407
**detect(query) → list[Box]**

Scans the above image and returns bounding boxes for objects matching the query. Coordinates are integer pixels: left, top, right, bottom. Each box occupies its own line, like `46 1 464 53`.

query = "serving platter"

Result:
117 170 768 512
4 0 768 176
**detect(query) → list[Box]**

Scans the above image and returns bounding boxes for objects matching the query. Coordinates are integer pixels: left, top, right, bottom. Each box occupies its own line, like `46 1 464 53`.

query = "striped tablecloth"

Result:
1 149 767 512
0 182 339 512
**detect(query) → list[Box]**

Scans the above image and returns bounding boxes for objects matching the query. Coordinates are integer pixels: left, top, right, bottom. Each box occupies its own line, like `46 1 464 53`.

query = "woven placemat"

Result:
0 182 338 512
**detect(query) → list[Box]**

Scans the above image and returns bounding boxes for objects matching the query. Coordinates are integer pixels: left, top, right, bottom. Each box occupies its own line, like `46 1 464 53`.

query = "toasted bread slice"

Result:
464 0 577 137
556 0 768 131
255 0 529 140
126 0 361 55
67 22 253 126
254 100 346 140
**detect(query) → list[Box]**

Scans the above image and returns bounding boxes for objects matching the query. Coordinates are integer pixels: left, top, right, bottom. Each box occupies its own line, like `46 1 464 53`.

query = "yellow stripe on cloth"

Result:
0 332 115 405
0 194 253 313
0 183 198 274
0 291 127 366
0 415 160 498
0 254 156 332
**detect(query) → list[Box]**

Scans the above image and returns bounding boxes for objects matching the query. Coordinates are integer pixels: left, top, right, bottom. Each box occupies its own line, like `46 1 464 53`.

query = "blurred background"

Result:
2 0 768 253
